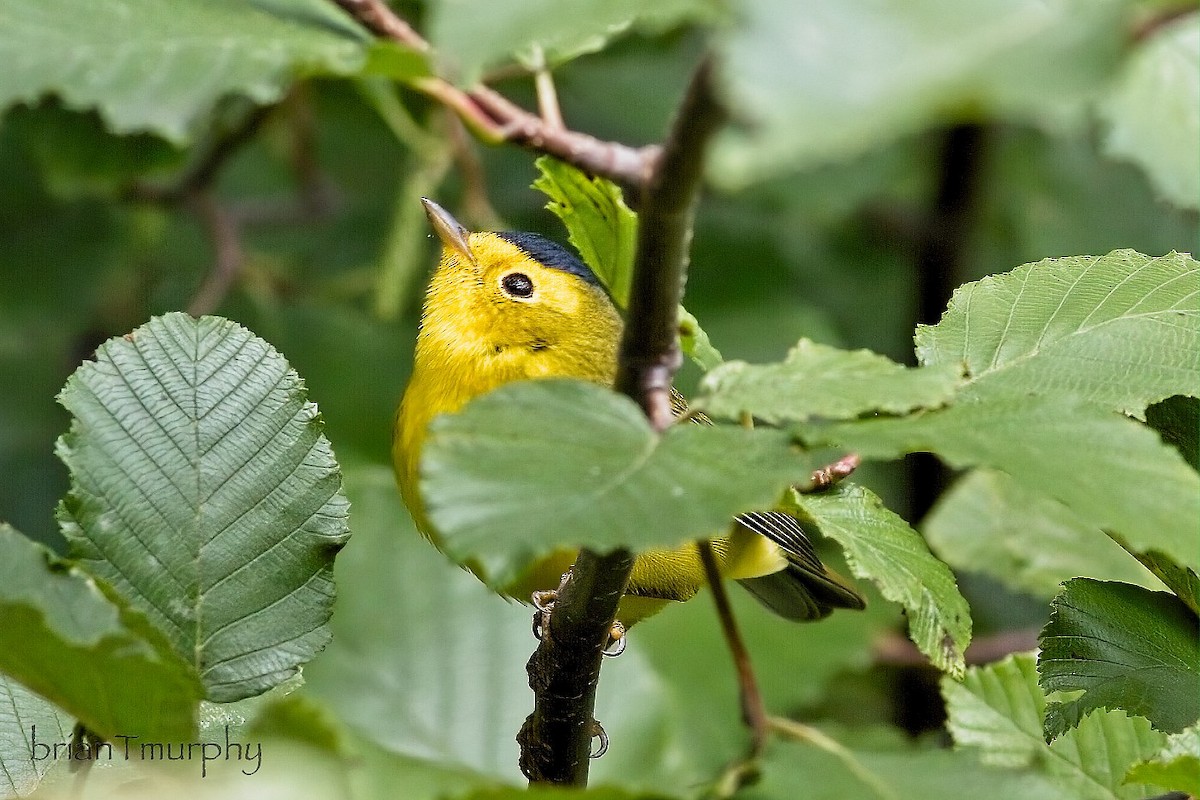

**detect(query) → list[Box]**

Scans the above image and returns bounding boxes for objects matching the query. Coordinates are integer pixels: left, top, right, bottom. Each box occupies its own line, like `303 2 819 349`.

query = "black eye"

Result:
501 272 534 298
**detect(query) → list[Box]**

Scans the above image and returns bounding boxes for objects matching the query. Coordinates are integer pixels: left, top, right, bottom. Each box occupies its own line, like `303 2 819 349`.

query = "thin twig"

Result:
446 115 504 229
330 0 428 50
697 540 769 756
125 104 275 205
531 45 565 130
615 56 726 430
326 0 659 187
186 192 245 317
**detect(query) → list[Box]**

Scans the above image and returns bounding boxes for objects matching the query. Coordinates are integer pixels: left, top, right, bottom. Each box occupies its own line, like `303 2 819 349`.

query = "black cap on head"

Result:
495 231 602 288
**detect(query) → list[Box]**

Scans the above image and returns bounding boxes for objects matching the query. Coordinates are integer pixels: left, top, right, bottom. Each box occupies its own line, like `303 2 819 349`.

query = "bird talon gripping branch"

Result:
589 720 609 759
602 620 626 657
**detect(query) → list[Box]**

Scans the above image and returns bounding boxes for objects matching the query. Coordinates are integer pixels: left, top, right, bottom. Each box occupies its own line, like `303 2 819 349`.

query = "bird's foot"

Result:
602 620 626 657
530 589 557 640
590 719 608 758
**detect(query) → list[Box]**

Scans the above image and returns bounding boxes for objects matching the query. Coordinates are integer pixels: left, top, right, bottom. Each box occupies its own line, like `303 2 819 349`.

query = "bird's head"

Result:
417 198 623 385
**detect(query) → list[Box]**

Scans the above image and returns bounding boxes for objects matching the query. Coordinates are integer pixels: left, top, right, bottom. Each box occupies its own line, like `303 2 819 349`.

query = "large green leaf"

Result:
429 0 714 83
0 0 369 144
915 251 1200 417
1039 579 1200 740
924 469 1160 599
0 524 202 743
1100 14 1200 210
712 0 1134 186
57 313 351 703
304 465 696 794
1124 724 1200 796
420 379 817 589
943 653 1166 799
799 397 1200 575
699 338 962 423
0 673 72 798
789 484 969 676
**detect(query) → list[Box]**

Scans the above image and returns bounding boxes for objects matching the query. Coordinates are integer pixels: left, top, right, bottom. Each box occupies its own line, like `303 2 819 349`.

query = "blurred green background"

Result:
0 1 1197 793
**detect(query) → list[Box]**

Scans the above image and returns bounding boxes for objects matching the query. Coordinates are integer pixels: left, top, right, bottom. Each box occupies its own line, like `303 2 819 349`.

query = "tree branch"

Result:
327 0 659 187
515 56 726 786
615 56 726 430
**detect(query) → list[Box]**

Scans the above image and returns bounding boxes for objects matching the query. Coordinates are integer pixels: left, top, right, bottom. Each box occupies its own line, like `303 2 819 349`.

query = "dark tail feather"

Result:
738 563 866 622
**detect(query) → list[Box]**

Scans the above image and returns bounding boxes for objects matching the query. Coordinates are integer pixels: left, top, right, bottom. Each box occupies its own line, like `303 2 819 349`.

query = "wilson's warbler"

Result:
394 198 865 627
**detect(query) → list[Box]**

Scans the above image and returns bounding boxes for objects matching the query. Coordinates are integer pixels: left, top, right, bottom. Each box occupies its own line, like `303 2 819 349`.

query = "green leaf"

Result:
1125 724 1200 796
304 465 694 793
915 251 1200 417
1100 14 1200 210
799 397 1200 575
532 158 723 372
943 653 1167 799
1039 579 1200 740
712 0 1133 186
1121 548 1200 615
421 380 816 589
924 469 1161 599
790 483 970 676
741 737 1064 800
429 0 714 84
0 524 202 743
0 672 72 798
699 338 962 423
0 0 368 144
56 313 351 703
533 156 637 308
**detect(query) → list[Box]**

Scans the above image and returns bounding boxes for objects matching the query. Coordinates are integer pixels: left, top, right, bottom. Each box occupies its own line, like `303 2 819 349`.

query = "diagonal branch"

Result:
326 0 659 187
516 55 726 786
615 56 726 431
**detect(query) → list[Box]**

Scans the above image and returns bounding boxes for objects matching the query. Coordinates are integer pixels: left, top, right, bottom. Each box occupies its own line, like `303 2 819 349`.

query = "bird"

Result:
393 198 865 630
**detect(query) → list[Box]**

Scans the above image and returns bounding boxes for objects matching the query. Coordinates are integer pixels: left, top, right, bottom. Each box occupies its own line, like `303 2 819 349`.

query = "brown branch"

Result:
125 104 275 205
326 0 659 187
615 56 726 430
698 540 769 757
186 192 245 317
329 0 427 50
517 548 635 785
516 56 726 786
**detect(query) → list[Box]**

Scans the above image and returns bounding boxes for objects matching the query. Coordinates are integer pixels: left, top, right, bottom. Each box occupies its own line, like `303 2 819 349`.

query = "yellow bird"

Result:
393 198 865 627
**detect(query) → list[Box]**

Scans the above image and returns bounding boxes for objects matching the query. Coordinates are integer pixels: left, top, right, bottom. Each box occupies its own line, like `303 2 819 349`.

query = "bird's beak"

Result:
421 198 477 267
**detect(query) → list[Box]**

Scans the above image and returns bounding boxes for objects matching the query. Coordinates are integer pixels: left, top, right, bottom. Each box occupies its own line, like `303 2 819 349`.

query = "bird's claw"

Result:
531 589 557 640
602 620 626 657
590 720 608 758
